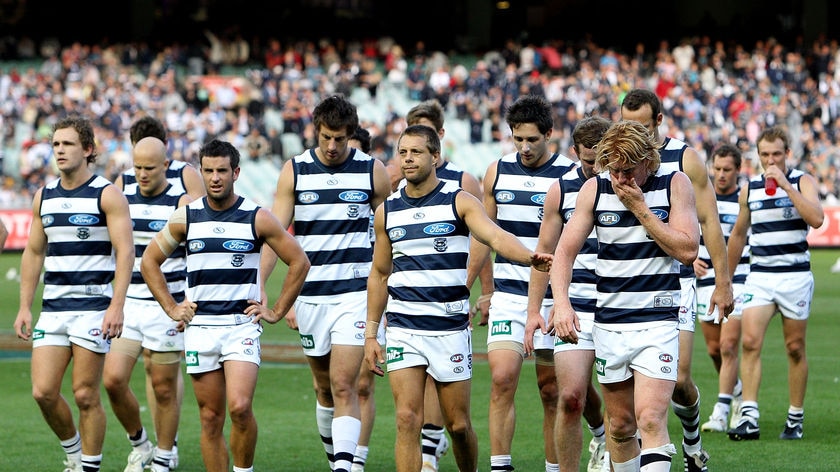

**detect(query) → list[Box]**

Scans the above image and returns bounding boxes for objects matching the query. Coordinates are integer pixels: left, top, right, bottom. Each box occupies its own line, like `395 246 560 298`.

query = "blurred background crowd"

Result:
2 3 840 208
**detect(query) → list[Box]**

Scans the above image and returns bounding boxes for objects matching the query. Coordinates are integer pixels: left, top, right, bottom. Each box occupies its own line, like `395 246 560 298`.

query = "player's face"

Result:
711 155 739 194
316 125 351 165
133 153 169 197
52 128 90 175
201 156 238 203
621 105 661 141
511 122 551 168
397 134 437 185
577 145 598 179
757 138 788 173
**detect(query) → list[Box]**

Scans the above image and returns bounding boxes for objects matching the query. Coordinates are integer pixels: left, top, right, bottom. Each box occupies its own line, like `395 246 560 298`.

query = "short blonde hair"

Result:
596 120 660 174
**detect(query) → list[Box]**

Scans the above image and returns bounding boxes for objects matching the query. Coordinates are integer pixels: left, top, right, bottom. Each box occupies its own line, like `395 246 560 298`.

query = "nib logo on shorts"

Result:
594 356 606 376
299 334 315 350
385 346 404 363
490 320 512 336
185 351 199 367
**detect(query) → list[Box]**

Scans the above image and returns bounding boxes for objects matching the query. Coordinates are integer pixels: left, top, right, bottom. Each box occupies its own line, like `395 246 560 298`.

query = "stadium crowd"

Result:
2 32 840 208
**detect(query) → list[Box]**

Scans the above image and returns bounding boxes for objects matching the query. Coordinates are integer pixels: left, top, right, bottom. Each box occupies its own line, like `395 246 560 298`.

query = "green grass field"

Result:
2 250 840 471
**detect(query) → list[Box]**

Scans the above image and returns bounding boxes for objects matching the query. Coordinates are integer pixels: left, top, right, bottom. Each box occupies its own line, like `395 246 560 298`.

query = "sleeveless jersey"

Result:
747 171 810 272
185 196 262 326
657 136 696 278
558 165 597 315
292 148 375 303
593 168 680 327
40 175 115 314
126 183 186 300
490 151 575 303
697 188 750 288
384 180 471 333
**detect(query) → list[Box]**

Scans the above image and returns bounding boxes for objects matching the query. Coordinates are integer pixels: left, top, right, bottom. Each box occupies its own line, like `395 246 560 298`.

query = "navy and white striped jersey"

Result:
558 165 598 314
658 136 696 279
593 168 680 327
122 160 192 195
747 171 810 273
697 188 750 288
185 196 262 326
40 175 115 315
490 151 575 303
384 180 471 333
126 183 186 301
292 148 375 303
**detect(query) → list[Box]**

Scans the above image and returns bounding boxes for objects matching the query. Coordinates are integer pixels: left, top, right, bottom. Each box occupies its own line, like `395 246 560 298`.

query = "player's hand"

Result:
530 252 553 272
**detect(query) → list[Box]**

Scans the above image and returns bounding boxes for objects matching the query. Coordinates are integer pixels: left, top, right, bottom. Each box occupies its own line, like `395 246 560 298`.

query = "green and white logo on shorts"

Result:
594 356 606 376
32 329 45 340
490 320 512 336
185 350 199 367
299 334 315 350
386 346 404 363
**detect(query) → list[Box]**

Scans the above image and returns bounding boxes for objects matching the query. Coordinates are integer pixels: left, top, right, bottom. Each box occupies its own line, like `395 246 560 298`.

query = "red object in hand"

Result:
765 177 777 196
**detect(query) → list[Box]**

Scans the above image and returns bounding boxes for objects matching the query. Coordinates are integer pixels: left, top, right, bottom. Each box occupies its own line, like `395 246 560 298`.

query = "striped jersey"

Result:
39 175 115 315
489 151 575 303
593 168 680 327
747 171 810 272
126 183 186 300
383 180 471 333
558 165 597 316
657 136 696 278
697 188 750 288
292 148 375 303
184 196 262 326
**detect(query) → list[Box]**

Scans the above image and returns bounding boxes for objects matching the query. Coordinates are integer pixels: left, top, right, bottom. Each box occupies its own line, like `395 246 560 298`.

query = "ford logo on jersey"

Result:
339 191 368 202
721 214 738 224
651 209 669 220
423 223 456 235
598 212 620 225
775 197 793 207
223 240 255 252
389 228 407 241
69 214 100 225
531 194 546 205
495 191 515 203
299 191 319 204
149 220 167 231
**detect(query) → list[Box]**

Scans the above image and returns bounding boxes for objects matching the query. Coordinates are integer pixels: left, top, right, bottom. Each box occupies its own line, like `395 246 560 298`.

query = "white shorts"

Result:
678 276 696 332
554 314 595 353
487 294 554 351
697 283 746 322
593 322 679 384
184 321 262 374
121 298 184 352
295 295 367 356
32 311 111 353
742 271 813 320
384 327 472 382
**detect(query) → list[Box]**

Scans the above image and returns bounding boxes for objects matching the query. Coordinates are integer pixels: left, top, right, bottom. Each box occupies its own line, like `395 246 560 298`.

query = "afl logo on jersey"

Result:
150 220 167 231
651 209 669 220
69 214 99 225
42 215 55 226
423 223 456 235
189 240 206 252
339 191 368 202
495 191 515 203
299 192 319 204
223 240 254 252
563 209 574 221
749 201 763 211
389 228 407 241
598 212 620 225
531 194 546 205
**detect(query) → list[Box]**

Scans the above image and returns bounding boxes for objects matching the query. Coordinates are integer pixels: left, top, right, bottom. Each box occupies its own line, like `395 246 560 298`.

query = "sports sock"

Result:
332 415 361 472
490 454 514 471
421 423 444 466
352 445 369 469
61 431 82 458
671 388 702 454
81 453 102 472
128 427 149 448
316 402 335 468
740 401 759 420
786 406 804 425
